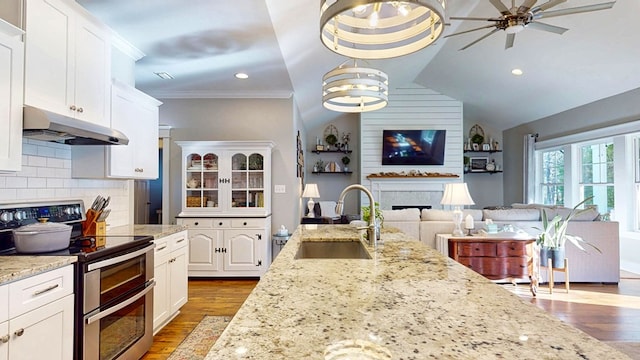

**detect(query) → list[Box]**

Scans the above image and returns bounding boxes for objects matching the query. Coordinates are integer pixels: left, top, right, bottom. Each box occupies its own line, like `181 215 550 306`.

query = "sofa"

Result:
383 206 620 284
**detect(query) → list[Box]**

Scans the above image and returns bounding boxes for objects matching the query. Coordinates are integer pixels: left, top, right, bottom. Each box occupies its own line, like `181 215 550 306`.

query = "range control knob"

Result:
0 211 14 223
14 211 26 221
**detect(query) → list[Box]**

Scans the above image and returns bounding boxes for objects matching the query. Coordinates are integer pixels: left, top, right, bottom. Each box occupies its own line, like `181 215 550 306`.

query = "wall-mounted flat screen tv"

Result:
381 129 446 165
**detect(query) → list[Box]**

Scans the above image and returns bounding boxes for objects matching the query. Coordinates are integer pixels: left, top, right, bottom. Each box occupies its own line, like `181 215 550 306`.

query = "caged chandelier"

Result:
322 59 389 113
320 0 447 59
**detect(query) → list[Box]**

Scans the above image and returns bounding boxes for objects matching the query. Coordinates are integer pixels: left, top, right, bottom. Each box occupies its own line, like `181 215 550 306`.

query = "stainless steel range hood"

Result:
22 105 129 145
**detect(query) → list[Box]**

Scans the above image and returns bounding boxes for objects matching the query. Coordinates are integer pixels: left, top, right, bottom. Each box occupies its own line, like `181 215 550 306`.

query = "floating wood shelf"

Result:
366 173 459 179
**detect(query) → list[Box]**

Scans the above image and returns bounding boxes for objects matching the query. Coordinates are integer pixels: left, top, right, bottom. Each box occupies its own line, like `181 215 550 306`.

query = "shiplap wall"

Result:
360 85 463 209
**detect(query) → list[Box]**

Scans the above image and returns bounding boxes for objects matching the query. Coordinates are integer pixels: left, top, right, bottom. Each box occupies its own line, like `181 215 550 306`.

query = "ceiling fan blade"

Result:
489 0 511 15
531 0 567 14
505 33 515 49
527 21 568 34
459 28 501 50
449 16 501 21
517 0 538 14
444 24 497 38
534 2 615 19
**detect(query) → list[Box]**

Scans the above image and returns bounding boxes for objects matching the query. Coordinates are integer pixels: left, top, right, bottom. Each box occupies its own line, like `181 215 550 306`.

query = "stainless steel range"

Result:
0 200 155 360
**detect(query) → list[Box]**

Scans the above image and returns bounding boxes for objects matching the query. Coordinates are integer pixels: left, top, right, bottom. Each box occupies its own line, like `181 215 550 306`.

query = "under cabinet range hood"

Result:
22 105 129 145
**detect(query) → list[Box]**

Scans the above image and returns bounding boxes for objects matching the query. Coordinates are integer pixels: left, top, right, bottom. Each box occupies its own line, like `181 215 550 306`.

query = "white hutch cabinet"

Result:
176 141 274 277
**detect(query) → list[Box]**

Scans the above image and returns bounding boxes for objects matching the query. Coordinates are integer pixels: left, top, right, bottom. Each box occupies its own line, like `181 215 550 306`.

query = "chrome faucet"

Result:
335 184 378 247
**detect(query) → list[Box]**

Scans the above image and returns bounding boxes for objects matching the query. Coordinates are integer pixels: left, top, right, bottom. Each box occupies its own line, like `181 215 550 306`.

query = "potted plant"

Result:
341 156 350 172
325 134 338 150
361 202 384 240
535 197 601 268
314 159 324 173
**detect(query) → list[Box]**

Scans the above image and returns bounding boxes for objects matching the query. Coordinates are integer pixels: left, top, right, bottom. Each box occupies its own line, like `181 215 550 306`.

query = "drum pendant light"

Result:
320 0 447 59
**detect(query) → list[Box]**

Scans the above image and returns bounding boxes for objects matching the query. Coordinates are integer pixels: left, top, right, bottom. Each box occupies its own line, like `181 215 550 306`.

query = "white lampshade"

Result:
440 183 474 206
320 0 447 60
302 184 320 199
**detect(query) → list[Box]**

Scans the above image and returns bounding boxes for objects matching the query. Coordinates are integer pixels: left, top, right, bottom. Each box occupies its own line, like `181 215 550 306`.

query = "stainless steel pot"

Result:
12 220 72 253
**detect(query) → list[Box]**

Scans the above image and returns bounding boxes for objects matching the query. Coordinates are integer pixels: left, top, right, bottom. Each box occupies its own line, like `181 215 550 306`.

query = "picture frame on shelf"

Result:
316 144 324 151
472 143 479 151
482 144 491 151
470 157 489 172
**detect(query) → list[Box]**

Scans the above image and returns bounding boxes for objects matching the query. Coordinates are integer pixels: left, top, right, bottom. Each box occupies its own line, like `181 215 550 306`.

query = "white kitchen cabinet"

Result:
0 20 23 172
22 0 111 127
71 80 162 179
177 217 271 277
0 265 74 360
153 230 188 333
176 141 274 217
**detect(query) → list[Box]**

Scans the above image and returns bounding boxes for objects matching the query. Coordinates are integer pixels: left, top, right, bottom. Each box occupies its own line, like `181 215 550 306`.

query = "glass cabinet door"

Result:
185 152 219 209
231 153 264 208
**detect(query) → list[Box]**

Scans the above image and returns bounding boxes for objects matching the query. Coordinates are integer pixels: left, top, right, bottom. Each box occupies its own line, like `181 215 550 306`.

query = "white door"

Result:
23 0 74 116
0 321 7 360
9 295 74 360
188 229 221 273
152 250 170 331
0 29 23 172
73 15 110 126
170 246 188 311
223 229 259 272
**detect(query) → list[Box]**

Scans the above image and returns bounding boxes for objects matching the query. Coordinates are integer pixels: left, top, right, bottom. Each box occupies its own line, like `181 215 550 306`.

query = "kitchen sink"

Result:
295 241 371 259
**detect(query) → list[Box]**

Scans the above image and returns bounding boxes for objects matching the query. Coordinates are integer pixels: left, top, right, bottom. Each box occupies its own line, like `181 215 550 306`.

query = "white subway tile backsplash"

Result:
37 145 56 158
27 155 47 167
47 178 64 188
47 158 65 168
37 167 56 178
1 140 132 227
28 178 47 188
22 143 38 156
6 177 27 188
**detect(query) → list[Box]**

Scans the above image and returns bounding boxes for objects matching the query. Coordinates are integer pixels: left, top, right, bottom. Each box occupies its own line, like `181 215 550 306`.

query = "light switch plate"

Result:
274 185 286 193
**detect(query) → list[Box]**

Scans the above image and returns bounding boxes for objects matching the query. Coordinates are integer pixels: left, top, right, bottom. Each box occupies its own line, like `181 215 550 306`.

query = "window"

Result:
539 149 564 206
579 141 614 213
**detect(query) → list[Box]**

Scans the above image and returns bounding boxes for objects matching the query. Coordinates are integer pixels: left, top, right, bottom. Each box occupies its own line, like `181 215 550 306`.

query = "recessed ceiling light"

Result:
154 71 174 80
511 68 523 76
235 72 249 79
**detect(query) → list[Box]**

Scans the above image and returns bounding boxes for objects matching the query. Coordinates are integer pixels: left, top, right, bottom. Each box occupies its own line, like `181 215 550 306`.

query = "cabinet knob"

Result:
77 107 84 113
0 334 8 343
219 222 223 226
69 105 76 111
194 222 199 226
243 222 247 226
14 328 24 337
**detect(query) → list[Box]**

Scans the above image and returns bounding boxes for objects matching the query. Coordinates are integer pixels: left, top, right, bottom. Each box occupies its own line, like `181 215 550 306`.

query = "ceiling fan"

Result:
445 0 615 50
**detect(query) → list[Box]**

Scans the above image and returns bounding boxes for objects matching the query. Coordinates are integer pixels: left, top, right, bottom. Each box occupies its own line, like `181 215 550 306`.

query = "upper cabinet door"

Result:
0 21 24 172
108 81 161 179
23 0 111 127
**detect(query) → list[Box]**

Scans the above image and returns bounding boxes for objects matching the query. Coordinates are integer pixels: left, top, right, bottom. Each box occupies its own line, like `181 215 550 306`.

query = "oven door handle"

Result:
85 280 155 325
87 244 154 271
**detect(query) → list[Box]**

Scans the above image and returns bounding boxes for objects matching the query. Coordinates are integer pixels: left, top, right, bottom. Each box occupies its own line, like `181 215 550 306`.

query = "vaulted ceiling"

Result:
78 0 640 131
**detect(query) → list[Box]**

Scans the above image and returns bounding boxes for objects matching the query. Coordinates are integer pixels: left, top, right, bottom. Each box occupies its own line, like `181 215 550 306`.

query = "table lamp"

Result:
440 183 475 236
302 183 320 218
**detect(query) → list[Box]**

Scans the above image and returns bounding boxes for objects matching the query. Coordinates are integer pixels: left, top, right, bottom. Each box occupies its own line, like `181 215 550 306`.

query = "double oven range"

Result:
0 200 155 360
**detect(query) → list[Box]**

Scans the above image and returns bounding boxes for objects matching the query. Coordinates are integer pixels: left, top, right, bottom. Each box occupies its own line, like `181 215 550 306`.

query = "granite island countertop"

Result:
206 224 630 359
0 256 76 286
107 224 187 239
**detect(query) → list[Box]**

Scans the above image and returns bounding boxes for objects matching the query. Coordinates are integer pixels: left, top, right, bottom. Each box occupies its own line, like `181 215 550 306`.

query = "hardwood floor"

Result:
143 275 640 359
141 279 258 360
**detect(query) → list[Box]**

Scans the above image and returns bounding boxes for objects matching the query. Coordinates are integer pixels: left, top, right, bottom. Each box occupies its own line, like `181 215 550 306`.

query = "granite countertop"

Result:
107 224 187 239
206 224 630 359
0 256 76 286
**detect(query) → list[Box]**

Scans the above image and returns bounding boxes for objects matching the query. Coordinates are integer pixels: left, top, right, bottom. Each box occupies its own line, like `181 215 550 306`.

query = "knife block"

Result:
95 221 106 247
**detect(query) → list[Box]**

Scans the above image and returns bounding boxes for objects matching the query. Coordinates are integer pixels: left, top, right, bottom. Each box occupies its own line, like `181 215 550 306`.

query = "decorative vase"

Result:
540 246 566 269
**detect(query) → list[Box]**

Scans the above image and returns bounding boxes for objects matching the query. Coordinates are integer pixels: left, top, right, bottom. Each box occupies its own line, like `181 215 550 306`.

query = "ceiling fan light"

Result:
320 0 447 59
322 60 389 113
505 24 524 34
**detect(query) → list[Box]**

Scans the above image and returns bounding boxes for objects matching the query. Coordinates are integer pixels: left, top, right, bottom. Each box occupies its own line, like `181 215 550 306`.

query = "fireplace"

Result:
392 205 432 211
